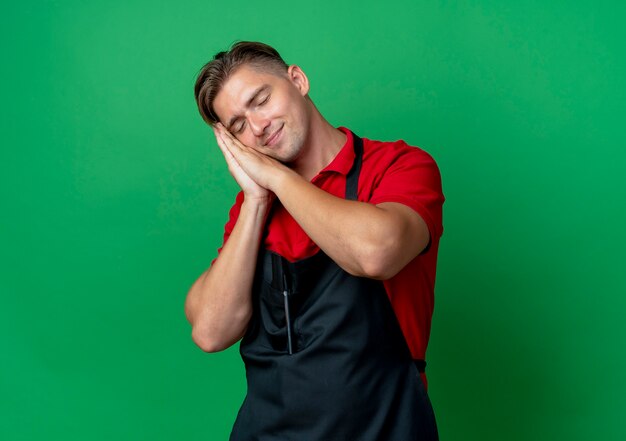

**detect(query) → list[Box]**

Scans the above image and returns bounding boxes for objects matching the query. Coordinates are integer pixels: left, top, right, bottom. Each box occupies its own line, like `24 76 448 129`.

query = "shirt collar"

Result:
317 127 356 176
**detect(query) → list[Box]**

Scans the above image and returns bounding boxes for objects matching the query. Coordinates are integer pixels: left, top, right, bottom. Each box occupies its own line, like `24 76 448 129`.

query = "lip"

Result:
264 125 284 147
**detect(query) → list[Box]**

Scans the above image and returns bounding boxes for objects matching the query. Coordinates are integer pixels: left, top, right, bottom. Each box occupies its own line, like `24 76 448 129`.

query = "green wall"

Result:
2 1 625 439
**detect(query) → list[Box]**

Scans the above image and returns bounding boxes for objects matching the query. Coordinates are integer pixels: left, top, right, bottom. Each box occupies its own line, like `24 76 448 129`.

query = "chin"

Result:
277 145 302 164
281 135 305 163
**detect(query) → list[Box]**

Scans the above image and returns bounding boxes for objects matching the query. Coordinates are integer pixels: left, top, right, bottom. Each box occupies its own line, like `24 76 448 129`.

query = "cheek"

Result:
262 100 282 120
234 129 254 145
271 91 297 115
233 134 247 147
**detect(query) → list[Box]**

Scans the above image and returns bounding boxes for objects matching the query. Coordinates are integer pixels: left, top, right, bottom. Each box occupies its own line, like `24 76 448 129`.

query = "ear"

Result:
287 65 310 96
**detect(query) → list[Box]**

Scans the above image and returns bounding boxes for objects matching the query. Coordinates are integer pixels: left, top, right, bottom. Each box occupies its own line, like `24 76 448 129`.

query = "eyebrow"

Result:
225 84 270 130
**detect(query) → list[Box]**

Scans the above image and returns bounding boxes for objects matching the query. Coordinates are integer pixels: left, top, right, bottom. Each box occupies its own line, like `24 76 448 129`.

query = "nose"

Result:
248 112 271 138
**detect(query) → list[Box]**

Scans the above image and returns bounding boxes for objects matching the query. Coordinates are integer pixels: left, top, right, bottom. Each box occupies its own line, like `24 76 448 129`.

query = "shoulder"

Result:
363 138 435 163
356 134 445 238
359 135 442 184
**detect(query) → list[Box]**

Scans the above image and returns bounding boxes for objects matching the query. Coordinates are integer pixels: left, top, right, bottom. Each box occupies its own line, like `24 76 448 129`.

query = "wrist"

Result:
241 195 273 214
269 166 299 196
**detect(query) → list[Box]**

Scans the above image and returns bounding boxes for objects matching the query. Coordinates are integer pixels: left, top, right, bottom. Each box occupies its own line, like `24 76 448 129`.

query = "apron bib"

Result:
230 132 438 441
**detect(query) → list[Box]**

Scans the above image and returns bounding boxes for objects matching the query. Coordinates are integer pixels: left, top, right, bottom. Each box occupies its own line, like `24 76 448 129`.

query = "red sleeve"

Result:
211 191 245 265
368 144 445 243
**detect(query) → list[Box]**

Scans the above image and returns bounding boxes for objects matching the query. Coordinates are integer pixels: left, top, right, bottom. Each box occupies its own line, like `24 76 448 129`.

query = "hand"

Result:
212 125 273 203
213 123 292 193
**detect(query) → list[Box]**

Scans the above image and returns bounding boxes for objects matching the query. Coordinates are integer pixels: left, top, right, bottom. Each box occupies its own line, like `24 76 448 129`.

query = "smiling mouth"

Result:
264 125 284 147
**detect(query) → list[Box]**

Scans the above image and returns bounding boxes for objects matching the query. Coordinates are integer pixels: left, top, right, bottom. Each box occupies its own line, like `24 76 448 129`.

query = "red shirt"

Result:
216 127 444 371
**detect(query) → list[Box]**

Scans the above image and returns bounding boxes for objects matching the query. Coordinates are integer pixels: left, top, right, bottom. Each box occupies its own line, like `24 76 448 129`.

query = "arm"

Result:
184 198 270 352
272 170 429 279
213 124 431 280
184 127 273 352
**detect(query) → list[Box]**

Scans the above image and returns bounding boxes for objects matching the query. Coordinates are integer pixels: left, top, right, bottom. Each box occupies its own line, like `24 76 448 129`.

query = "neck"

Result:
290 104 347 181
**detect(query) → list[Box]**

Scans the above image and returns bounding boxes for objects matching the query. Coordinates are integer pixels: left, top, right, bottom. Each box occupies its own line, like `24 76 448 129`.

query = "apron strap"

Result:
345 132 364 201
413 359 427 373
345 132 428 376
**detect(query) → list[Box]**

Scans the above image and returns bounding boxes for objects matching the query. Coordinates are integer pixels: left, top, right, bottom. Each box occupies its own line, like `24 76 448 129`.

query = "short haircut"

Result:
194 41 289 126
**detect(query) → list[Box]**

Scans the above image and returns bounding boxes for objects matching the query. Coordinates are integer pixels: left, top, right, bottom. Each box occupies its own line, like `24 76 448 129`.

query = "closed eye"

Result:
233 120 246 133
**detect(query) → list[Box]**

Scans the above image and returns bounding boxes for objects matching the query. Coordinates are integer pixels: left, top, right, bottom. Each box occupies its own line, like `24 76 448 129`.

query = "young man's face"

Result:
212 64 311 164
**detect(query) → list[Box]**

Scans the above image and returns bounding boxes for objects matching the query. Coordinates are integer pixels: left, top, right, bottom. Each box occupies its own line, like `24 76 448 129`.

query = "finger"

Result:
218 132 243 163
212 125 225 150
216 124 248 151
212 125 227 148
219 138 237 164
219 131 245 156
215 123 233 142
216 124 269 166
214 124 236 150
213 125 231 150
213 124 226 140
213 126 239 166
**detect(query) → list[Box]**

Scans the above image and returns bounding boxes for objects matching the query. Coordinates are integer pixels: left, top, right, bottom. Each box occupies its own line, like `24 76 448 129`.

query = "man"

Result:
185 41 444 441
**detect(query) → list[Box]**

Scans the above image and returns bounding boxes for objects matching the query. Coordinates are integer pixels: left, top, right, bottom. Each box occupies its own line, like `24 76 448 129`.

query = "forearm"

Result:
272 170 419 279
209 124 427 280
185 198 270 352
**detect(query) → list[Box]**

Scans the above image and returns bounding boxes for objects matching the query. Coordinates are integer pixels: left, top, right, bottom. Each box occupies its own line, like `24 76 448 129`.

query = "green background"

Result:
2 1 625 439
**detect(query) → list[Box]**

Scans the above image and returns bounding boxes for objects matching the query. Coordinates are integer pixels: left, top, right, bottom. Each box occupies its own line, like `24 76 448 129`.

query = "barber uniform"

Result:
229 132 439 441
